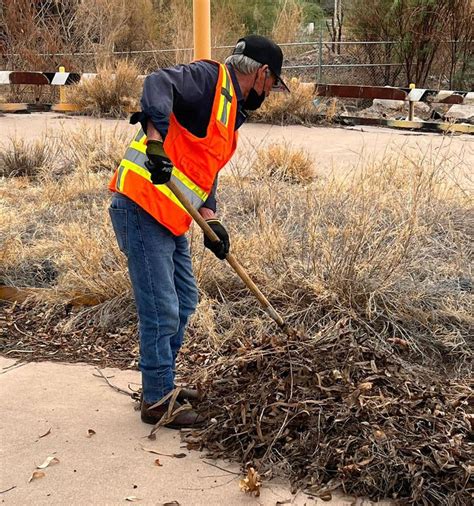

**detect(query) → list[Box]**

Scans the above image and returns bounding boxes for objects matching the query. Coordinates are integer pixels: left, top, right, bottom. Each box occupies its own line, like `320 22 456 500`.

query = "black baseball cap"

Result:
232 35 290 93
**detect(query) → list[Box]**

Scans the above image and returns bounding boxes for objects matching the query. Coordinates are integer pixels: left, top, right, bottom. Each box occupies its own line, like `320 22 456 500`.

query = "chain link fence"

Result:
280 40 473 89
1 39 472 91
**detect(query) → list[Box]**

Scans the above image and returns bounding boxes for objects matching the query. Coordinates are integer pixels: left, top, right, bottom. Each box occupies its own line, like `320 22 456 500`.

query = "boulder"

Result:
445 104 474 124
372 98 405 110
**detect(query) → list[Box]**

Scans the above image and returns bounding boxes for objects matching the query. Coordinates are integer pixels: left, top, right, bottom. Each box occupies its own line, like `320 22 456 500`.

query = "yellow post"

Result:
59 65 66 104
193 0 211 60
408 82 416 121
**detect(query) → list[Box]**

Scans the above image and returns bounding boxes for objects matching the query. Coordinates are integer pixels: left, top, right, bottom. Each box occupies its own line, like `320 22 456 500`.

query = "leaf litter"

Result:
38 427 51 439
28 471 45 483
179 320 472 504
37 456 59 469
141 447 186 459
239 467 262 497
3 159 473 504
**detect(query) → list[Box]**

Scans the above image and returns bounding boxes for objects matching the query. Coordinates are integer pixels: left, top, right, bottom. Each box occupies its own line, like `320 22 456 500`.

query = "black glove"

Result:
145 140 174 184
204 219 230 260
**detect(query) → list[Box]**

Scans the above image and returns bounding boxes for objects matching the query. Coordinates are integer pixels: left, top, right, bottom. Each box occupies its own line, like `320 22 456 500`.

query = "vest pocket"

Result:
202 125 230 163
178 153 215 191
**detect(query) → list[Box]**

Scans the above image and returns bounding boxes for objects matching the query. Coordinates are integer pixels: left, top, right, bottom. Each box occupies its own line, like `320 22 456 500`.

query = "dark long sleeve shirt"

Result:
131 61 247 212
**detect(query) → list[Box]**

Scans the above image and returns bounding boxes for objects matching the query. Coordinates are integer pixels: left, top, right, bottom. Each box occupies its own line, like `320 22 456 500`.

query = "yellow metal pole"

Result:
193 0 211 60
408 82 416 121
59 65 66 104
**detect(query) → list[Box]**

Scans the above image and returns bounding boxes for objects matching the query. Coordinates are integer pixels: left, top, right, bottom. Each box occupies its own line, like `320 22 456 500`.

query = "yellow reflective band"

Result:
224 99 232 126
130 140 146 154
172 168 208 201
223 64 233 98
116 165 129 192
134 130 144 142
221 64 228 90
119 159 189 213
217 64 234 126
217 65 229 119
126 143 208 202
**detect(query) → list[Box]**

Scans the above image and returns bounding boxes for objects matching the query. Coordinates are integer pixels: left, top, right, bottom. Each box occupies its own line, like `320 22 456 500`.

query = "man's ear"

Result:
256 64 269 84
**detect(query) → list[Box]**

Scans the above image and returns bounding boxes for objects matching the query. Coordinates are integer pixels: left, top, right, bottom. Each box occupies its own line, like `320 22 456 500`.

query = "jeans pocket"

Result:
109 208 128 255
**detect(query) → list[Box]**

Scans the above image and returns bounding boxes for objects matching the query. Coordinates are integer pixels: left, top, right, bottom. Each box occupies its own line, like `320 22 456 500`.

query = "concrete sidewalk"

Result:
0 358 372 506
1 113 472 178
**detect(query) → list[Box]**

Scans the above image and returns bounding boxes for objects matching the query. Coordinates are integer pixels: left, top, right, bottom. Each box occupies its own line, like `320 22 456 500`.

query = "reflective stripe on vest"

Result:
218 67 233 127
116 129 208 211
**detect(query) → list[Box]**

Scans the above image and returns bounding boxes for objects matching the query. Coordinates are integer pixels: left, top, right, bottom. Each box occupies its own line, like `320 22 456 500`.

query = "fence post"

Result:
58 66 66 104
318 20 323 83
408 82 415 121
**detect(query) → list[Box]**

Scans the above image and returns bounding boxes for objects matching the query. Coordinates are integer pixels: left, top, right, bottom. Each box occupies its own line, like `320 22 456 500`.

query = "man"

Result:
108 35 288 429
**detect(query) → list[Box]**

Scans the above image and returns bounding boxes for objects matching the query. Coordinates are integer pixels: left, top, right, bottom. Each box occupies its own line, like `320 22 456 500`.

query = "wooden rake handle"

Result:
166 180 286 329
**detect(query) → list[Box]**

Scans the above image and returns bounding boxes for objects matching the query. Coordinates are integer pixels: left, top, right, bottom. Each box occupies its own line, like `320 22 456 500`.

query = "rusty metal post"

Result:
193 0 211 60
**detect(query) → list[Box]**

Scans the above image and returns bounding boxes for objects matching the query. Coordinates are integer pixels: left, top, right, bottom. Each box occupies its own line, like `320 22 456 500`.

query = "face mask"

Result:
243 88 266 110
243 71 267 110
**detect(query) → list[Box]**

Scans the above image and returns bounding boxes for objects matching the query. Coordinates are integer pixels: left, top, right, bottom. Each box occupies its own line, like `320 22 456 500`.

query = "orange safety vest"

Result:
109 61 238 236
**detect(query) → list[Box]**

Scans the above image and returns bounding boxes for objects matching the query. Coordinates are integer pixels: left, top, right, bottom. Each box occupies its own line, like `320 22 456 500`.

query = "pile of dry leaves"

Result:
181 319 473 504
1 301 137 368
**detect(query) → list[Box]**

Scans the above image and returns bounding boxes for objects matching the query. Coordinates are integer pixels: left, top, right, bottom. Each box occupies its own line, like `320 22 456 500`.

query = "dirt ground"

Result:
0 357 391 506
1 112 472 178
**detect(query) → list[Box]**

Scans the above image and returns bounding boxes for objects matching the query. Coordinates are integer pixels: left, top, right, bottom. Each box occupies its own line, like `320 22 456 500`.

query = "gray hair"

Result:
225 41 261 75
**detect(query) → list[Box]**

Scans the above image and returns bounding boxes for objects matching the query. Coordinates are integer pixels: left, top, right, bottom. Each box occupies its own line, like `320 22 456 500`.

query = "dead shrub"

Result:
324 97 340 122
178 151 472 505
67 60 141 118
254 142 314 183
251 78 319 125
0 136 59 178
59 125 131 174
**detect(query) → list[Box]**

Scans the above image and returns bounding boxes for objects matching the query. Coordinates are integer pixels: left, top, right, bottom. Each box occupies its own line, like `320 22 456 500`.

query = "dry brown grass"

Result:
194 154 472 363
254 142 314 183
1 129 472 503
271 0 304 55
0 126 130 293
60 125 131 174
2 128 471 363
0 136 59 179
252 79 322 125
67 61 142 118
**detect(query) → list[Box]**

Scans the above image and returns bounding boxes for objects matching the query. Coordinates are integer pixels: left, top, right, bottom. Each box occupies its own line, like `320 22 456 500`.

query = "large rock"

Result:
445 104 474 124
360 99 431 120
373 98 405 110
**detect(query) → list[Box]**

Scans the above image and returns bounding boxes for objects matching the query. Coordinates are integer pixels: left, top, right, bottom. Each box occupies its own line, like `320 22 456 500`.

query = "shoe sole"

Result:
141 413 205 429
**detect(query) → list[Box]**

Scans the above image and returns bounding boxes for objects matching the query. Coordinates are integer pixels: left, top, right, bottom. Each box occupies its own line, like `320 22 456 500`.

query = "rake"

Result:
166 180 293 335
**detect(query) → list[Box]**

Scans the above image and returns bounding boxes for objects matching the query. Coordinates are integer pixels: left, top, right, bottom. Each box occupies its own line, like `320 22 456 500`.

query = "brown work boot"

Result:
141 399 206 429
176 387 201 403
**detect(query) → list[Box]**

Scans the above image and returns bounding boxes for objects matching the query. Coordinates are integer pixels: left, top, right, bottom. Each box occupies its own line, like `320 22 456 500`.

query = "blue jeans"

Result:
109 193 198 404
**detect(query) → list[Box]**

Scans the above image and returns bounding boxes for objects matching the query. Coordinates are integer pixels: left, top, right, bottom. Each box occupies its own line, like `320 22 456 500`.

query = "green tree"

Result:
301 0 325 23
348 0 473 86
